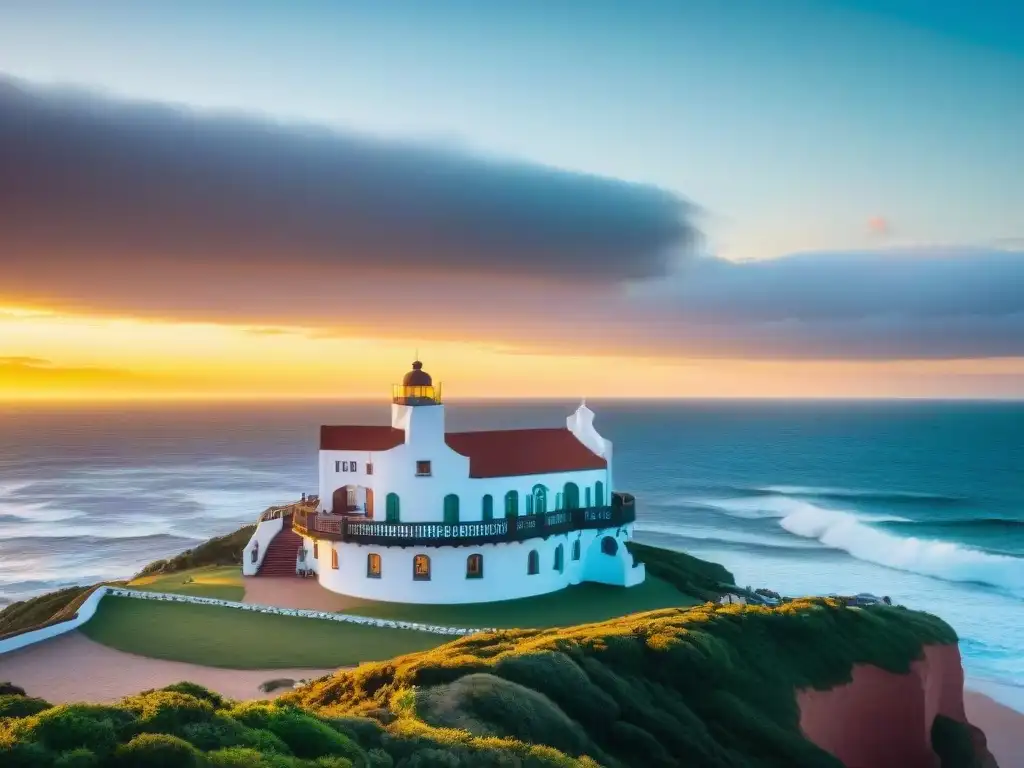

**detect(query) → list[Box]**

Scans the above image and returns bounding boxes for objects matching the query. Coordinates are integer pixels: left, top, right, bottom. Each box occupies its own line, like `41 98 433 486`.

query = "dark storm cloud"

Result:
623 248 1024 359
0 76 1019 363
0 76 696 286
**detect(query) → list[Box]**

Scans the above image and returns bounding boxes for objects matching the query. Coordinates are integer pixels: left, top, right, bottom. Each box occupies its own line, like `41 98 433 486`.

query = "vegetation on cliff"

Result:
2 595 959 767
134 525 256 579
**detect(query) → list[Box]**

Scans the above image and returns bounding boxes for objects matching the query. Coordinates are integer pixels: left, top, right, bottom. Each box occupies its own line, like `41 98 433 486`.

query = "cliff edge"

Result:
800 644 998 768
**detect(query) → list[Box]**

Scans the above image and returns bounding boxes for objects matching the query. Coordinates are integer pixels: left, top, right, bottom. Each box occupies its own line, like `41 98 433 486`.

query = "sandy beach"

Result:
0 630 339 704
965 687 1024 768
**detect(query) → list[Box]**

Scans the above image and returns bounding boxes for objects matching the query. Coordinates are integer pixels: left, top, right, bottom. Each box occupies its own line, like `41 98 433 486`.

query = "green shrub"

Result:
367 747 394 768
0 693 52 719
242 728 293 755
120 690 215 735
158 681 227 709
0 739 55 768
267 709 363 760
53 747 99 768
114 732 201 768
21 704 124 754
180 714 253 750
312 758 354 768
205 746 281 767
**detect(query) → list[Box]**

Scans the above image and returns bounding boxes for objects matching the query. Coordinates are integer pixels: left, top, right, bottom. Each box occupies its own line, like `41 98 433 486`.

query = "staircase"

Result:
256 516 304 577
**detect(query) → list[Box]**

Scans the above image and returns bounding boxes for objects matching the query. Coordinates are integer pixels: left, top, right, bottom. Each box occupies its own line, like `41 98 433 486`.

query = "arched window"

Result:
601 536 618 556
504 490 519 517
563 482 580 510
572 539 581 560
466 553 483 579
367 553 381 578
526 494 533 515
413 554 431 581
444 494 460 524
331 548 339 569
554 544 564 573
585 486 591 508
595 481 605 507
532 484 548 514
386 493 400 522
527 549 539 575
482 494 493 521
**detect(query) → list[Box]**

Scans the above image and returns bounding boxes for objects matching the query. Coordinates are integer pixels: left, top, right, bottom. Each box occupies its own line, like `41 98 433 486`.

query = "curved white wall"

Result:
241 516 283 576
304 523 641 604
0 586 109 655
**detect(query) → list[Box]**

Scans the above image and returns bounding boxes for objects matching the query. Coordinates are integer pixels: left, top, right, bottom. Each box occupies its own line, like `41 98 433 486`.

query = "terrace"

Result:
293 491 636 547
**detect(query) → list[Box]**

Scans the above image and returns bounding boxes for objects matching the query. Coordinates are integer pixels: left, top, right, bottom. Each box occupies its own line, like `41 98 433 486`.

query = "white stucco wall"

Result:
303 523 641 604
241 516 284 576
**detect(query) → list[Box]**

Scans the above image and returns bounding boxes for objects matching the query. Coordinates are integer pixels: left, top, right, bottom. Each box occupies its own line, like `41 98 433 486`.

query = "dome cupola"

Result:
402 361 433 387
393 360 442 405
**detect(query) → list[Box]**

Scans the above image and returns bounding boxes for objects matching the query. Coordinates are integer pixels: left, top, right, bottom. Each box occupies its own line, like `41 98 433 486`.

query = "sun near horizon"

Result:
4 303 1023 403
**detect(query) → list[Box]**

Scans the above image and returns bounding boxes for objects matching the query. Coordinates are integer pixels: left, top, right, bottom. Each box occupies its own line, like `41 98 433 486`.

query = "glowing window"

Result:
413 554 431 581
367 553 381 578
466 554 483 579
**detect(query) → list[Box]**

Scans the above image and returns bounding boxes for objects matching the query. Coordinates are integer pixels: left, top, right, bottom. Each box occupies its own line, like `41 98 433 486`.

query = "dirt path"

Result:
0 631 340 704
242 576 370 611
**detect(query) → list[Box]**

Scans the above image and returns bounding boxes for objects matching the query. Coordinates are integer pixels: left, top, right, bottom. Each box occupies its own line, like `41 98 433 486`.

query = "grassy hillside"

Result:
134 525 256 578
1 598 959 767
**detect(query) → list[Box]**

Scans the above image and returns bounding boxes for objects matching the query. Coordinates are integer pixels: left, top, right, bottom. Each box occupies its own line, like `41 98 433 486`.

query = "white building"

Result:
250 361 645 604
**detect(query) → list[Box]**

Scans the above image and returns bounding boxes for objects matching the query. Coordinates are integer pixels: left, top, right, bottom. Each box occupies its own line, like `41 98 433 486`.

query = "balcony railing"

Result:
294 493 635 548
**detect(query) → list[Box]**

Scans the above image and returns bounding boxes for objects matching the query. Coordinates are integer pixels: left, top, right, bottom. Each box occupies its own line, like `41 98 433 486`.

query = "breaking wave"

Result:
702 495 1024 596
753 485 963 503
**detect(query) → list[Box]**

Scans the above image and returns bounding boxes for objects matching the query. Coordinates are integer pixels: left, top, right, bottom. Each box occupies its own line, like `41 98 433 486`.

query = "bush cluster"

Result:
0 546 979 767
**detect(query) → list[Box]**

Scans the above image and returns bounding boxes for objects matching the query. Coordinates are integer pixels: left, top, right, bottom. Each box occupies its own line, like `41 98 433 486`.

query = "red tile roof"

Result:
319 425 606 478
320 425 405 451
445 428 606 478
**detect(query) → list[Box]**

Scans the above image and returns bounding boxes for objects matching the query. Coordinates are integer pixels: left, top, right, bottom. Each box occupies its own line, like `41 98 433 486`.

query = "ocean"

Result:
1 399 1022 708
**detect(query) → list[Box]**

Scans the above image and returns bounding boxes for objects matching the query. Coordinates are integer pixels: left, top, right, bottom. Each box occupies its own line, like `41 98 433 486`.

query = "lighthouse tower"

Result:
391 360 445 449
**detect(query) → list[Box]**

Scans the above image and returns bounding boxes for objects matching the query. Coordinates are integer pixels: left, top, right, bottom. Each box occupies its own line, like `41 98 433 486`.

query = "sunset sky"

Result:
1 0 1022 400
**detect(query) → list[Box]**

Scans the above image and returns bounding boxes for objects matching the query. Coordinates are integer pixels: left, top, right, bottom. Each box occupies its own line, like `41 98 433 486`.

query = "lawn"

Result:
335 576 698 628
80 596 448 668
128 565 246 601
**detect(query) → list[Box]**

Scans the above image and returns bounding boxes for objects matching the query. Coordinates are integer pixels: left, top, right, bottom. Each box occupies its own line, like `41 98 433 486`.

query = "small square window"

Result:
416 461 432 477
366 463 374 475
349 462 357 472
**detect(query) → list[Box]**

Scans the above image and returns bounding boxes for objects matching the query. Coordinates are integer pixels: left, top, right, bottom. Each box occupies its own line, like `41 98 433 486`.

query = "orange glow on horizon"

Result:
2 304 1022 401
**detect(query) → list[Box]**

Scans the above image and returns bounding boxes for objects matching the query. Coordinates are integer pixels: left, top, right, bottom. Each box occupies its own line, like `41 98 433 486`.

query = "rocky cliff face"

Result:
798 644 998 768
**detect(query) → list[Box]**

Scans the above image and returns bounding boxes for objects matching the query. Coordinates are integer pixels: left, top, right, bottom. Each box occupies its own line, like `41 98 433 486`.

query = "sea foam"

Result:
704 495 1024 597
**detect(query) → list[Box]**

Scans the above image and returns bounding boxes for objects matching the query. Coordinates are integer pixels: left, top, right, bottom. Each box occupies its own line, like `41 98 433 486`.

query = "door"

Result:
444 494 460 524
366 488 374 518
563 482 580 510
386 493 400 522
532 485 548 514
331 486 347 514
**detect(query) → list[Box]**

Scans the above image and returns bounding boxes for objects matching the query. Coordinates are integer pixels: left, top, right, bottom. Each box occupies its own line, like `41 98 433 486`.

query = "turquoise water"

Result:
1 400 1021 706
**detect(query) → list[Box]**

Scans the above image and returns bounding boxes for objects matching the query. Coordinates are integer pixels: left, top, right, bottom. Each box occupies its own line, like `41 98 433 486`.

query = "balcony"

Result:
293 492 636 548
